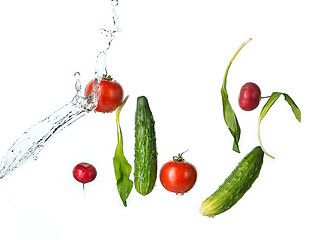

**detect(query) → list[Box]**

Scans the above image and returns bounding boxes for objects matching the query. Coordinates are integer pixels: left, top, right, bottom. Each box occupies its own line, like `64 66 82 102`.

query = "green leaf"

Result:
221 38 252 153
283 93 301 122
258 92 301 159
113 95 133 207
221 88 241 153
258 92 281 123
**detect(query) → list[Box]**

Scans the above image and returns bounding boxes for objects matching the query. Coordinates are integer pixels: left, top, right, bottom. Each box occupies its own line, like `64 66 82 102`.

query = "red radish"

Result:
238 82 262 111
73 162 97 198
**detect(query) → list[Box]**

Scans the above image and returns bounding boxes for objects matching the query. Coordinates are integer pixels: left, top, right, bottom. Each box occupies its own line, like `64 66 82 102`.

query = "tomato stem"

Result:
102 67 114 81
173 149 189 162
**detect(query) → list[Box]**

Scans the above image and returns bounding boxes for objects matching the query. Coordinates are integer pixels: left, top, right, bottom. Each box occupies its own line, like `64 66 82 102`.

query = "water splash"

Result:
0 0 120 179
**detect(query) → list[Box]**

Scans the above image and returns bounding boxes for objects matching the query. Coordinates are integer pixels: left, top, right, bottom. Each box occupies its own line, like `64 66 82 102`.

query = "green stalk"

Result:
113 95 133 207
222 38 252 91
257 92 301 159
220 38 252 153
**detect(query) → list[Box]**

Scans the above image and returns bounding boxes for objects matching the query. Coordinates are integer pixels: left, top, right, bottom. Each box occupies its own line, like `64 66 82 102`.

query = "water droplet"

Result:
74 72 81 94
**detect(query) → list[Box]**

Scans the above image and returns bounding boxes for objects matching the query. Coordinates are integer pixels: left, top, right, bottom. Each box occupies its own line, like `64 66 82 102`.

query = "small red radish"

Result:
73 162 97 198
238 82 262 111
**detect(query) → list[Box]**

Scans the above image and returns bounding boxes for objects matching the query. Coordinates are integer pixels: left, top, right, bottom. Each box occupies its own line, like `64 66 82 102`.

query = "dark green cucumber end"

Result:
136 96 149 108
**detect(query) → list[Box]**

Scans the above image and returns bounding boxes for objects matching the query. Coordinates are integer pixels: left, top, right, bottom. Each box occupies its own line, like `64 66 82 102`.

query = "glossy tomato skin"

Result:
84 79 124 113
73 162 97 184
160 161 197 194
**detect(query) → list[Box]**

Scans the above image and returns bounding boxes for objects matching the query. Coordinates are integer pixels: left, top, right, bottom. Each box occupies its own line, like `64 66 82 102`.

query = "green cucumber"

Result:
134 96 158 195
200 146 264 217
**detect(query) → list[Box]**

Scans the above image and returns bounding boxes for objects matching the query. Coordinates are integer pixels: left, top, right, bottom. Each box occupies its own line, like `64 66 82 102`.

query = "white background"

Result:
0 0 334 239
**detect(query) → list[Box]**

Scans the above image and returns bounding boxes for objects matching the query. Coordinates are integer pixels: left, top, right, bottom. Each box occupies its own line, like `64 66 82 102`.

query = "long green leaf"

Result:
113 95 133 207
258 92 281 123
258 92 301 159
221 38 252 153
221 89 241 152
283 93 301 122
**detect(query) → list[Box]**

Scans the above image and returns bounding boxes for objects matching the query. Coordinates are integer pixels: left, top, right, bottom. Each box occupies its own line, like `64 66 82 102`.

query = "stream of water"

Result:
0 0 120 179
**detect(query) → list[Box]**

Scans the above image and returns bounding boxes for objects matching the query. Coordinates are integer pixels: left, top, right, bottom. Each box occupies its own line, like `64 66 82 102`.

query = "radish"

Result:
238 82 271 111
73 162 97 198
238 82 262 111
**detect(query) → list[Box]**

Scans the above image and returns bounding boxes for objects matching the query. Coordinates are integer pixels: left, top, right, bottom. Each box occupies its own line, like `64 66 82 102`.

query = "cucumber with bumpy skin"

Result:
134 96 157 195
200 146 264 217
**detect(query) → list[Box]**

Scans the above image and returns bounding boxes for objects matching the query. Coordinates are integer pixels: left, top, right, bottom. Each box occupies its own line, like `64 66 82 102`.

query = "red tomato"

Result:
84 78 124 113
160 153 197 194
